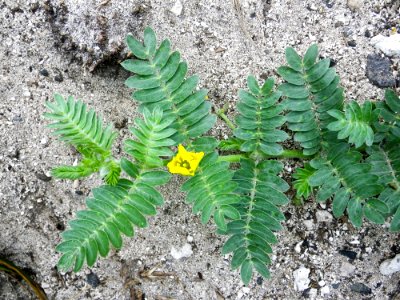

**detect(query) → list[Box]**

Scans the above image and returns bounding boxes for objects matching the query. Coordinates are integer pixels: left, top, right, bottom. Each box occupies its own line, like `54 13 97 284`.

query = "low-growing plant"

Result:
44 27 400 285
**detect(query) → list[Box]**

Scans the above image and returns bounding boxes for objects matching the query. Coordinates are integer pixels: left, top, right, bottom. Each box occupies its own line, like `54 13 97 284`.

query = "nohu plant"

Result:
44 27 400 285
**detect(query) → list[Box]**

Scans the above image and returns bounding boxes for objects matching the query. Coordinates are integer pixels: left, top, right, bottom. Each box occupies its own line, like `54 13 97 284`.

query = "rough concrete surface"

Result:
0 0 400 299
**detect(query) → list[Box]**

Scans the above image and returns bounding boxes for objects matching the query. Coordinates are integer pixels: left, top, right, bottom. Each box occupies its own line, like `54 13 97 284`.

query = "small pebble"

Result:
332 283 340 289
54 74 63 82
339 249 357 260
256 276 263 285
350 282 371 295
170 0 183 16
379 254 400 275
86 272 100 287
316 210 333 223
371 34 400 58
366 54 396 88
35 172 52 182
340 261 356 277
39 69 49 76
294 241 302 253
293 266 310 291
320 285 330 296
347 0 363 11
171 243 193 260
347 40 357 47
303 220 314 231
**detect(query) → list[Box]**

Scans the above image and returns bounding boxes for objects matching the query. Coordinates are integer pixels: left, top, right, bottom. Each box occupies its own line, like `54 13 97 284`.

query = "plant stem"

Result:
218 149 313 162
216 106 236 130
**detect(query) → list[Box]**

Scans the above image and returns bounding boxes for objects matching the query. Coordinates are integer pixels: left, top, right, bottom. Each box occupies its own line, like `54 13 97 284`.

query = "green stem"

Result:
218 149 313 162
216 106 236 130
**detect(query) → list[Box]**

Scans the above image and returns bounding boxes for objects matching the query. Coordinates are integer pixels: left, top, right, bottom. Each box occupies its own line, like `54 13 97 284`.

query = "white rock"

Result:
347 0 363 10
371 34 400 57
303 220 314 231
293 266 310 291
309 288 318 298
170 0 183 16
340 261 356 277
171 243 193 260
321 285 330 296
316 210 333 223
187 235 193 242
242 287 250 294
380 254 400 275
294 241 302 254
319 280 326 287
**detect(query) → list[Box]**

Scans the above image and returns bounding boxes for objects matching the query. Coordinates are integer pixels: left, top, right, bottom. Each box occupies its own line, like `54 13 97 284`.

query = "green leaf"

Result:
285 47 302 72
190 136 218 153
240 259 253 285
390 206 400 232
303 44 318 69
328 101 375 148
347 199 363 227
278 44 344 156
123 28 215 144
56 178 165 272
292 164 316 199
144 27 157 56
140 171 171 186
126 35 147 59
120 158 140 178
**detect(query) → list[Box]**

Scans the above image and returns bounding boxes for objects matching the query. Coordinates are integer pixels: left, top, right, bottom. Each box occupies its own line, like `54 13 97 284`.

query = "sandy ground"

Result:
0 0 399 299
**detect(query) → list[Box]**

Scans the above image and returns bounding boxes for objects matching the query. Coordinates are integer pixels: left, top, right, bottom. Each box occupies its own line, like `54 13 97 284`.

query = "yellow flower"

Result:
167 144 204 176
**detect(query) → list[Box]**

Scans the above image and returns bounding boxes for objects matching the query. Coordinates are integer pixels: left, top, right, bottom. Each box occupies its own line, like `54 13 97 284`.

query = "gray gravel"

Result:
1 0 399 299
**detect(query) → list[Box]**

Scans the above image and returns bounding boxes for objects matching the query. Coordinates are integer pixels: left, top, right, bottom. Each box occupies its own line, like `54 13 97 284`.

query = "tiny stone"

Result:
366 54 396 88
347 0 362 11
332 283 340 289
35 172 52 182
350 282 372 295
340 261 356 277
347 40 357 47
339 249 357 260
256 276 263 285
39 69 49 76
294 241 302 253
293 266 310 291
319 280 326 287
343 27 353 37
170 0 183 16
41 282 50 289
40 138 48 145
371 34 400 58
171 243 193 260
303 220 314 231
242 287 250 293
334 21 344 28
54 74 64 82
187 235 193 242
316 210 333 223
320 285 330 296
75 190 84 195
379 254 400 275
365 29 372 38
323 0 334 8
86 272 100 287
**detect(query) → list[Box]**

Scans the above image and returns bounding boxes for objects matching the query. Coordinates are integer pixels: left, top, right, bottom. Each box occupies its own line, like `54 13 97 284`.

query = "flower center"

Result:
178 159 191 170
